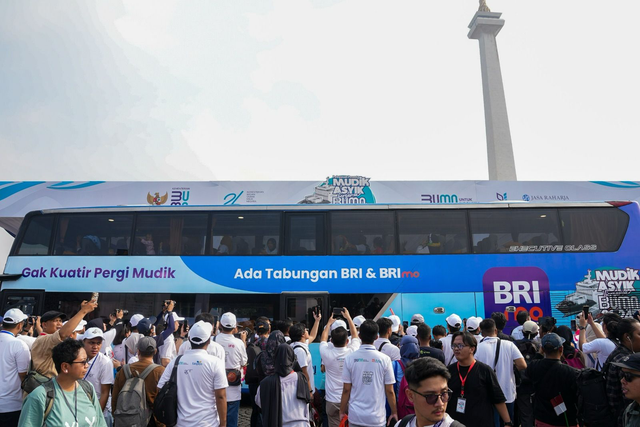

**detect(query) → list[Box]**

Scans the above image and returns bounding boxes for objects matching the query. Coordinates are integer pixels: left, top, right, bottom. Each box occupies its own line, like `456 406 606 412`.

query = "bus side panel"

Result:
384 293 478 330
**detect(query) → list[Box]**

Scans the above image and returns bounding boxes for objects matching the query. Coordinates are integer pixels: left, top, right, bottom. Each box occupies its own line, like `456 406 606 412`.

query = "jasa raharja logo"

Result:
171 188 190 206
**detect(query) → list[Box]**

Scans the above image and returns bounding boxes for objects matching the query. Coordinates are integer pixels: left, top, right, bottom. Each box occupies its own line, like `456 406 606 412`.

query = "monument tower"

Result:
468 0 517 181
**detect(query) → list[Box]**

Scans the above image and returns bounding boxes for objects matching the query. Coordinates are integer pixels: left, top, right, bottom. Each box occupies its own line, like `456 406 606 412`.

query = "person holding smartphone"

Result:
578 311 616 371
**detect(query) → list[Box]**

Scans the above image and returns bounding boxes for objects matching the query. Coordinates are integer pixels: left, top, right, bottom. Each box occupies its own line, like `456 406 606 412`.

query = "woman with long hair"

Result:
555 325 585 369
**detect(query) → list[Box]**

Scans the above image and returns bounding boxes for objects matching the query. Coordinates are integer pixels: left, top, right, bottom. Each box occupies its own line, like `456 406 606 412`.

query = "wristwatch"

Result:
579 326 586 330
505 422 514 426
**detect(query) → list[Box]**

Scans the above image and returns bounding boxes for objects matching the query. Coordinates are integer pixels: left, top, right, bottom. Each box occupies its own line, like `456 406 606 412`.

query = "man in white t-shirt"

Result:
290 310 322 398
159 321 228 427
578 311 616 370
340 319 397 427
82 327 115 427
320 309 361 427
475 318 526 425
214 312 248 427
177 313 225 362
0 309 31 427
374 317 401 362
441 314 462 366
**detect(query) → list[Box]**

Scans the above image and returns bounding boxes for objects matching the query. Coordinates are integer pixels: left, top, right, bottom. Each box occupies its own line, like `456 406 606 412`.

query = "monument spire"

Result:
468 4 517 181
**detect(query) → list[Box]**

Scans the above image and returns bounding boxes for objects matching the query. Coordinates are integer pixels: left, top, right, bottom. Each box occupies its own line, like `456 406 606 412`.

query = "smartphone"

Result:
332 307 343 317
91 292 99 303
583 305 589 319
570 319 577 332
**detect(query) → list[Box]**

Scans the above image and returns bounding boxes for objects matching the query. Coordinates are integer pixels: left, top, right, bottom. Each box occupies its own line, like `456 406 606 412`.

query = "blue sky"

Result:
1 1 639 183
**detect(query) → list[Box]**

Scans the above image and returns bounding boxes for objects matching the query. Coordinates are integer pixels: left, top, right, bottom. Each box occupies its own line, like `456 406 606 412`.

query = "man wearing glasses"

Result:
613 353 640 425
395 357 464 427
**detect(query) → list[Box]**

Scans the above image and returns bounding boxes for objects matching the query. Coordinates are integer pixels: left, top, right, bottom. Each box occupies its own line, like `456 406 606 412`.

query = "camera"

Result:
234 327 251 339
163 300 176 307
28 316 36 325
332 307 344 317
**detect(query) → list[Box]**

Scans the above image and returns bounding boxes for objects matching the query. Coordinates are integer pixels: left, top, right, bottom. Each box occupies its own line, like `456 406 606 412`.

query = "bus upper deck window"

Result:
16 215 54 255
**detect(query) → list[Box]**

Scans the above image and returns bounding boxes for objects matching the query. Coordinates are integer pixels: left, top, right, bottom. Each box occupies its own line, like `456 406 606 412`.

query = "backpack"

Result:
576 367 614 427
22 360 51 394
113 363 160 427
245 341 263 385
154 355 182 427
397 374 414 418
43 379 95 424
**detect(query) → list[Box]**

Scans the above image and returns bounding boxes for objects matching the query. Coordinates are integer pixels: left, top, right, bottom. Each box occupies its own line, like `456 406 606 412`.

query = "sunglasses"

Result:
451 344 468 350
622 371 640 382
69 359 89 366
410 388 453 405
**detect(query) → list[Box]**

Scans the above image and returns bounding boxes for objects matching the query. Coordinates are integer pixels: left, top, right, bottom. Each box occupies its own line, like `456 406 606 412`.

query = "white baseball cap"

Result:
411 313 425 325
2 308 28 324
353 315 366 328
220 312 237 328
63 319 87 333
331 319 347 331
130 314 144 327
466 316 482 331
388 315 401 333
189 320 213 344
83 327 104 340
446 314 462 328
173 313 185 322
406 325 418 337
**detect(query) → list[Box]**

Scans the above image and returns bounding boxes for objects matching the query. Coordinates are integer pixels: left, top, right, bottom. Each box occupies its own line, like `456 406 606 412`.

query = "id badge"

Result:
456 397 467 413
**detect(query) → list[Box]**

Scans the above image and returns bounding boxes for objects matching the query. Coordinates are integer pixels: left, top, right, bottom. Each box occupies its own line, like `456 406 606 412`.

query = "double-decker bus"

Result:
1 202 638 381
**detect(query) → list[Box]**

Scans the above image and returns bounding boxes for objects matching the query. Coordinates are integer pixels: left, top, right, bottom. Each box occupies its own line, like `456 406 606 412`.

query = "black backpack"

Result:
154 355 182 427
245 341 262 385
576 367 614 427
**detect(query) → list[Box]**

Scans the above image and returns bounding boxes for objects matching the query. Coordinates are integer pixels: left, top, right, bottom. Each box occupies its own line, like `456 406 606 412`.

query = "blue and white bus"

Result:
2 201 638 328
2 201 638 382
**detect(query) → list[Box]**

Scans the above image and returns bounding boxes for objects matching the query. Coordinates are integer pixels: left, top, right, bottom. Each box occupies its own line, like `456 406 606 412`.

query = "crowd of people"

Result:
2 300 640 427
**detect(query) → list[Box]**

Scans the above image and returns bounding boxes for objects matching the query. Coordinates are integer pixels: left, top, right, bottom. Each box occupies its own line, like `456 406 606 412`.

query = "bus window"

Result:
330 211 395 255
134 213 208 255
286 213 325 255
560 208 629 252
16 215 53 255
397 210 469 254
55 214 133 255
210 212 281 255
469 209 561 253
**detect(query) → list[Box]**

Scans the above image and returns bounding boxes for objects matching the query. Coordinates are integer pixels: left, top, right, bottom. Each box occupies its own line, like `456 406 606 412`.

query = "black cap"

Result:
612 354 640 371
41 311 67 323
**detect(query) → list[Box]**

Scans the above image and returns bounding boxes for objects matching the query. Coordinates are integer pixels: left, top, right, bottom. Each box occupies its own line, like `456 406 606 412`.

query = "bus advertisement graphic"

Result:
555 268 640 318
483 267 552 332
299 176 375 204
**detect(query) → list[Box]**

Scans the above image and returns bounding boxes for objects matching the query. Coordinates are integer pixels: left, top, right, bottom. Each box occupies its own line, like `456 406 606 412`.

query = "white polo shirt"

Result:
159 334 178 362
178 337 226 362
342 344 395 426
0 331 31 413
291 341 315 392
16 334 36 350
84 352 115 414
158 349 228 427
373 337 400 362
214 333 248 402
475 336 524 403
582 337 616 369
320 338 361 403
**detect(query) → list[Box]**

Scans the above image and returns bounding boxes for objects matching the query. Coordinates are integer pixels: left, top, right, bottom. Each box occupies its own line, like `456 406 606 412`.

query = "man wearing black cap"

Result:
525 333 579 426
30 299 97 380
612 353 640 425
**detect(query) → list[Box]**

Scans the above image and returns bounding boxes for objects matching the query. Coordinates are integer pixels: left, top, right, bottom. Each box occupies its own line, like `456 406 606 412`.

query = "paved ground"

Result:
238 396 252 427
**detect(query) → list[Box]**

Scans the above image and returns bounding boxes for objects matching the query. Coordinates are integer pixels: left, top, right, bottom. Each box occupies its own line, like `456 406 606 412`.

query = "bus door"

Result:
280 292 328 389
0 288 45 316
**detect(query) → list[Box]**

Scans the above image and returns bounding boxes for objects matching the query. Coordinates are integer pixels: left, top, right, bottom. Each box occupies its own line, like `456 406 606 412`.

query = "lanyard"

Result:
56 381 78 424
0 330 15 337
457 360 476 397
84 356 98 380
